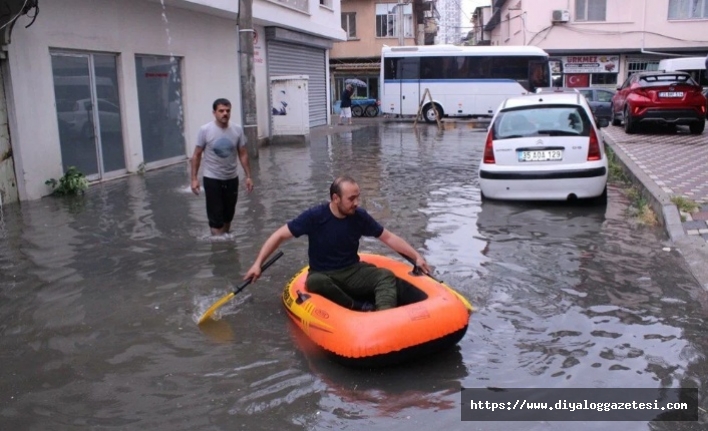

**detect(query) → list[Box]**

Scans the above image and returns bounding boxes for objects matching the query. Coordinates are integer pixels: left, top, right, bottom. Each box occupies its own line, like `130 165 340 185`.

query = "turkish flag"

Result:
566 74 589 88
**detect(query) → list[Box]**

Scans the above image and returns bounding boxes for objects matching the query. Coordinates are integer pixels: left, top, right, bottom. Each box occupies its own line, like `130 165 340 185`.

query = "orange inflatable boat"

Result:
282 253 474 367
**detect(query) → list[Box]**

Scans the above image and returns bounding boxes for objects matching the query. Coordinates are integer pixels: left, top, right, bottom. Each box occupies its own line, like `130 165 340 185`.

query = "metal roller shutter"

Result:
267 41 327 127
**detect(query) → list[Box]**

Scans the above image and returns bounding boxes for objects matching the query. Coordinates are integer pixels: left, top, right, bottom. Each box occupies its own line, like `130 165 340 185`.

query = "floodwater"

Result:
1 123 706 431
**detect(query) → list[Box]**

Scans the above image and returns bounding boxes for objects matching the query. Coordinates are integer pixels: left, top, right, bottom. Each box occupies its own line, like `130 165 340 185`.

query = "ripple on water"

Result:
0 124 706 430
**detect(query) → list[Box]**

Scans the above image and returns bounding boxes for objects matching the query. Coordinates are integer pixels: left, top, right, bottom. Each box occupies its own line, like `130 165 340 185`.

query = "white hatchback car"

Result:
478 92 609 202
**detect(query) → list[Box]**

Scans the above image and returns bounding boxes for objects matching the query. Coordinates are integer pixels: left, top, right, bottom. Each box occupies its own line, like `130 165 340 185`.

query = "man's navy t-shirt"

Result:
287 203 384 272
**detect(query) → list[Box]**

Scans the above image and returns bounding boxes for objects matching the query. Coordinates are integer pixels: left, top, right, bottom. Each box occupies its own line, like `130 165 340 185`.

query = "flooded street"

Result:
1 123 706 430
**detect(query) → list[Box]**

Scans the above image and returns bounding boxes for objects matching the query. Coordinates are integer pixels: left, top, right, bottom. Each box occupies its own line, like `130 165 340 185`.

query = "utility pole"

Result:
239 0 258 158
397 0 405 46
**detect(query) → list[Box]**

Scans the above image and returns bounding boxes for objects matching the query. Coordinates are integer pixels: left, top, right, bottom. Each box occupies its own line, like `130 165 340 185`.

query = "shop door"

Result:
51 52 126 180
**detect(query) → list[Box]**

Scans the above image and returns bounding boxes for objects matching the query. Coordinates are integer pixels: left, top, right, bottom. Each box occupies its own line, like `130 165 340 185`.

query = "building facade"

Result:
478 0 708 88
2 0 345 203
435 0 463 45
330 0 437 105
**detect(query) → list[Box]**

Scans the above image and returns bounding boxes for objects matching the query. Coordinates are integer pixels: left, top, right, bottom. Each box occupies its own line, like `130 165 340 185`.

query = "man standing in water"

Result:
191 98 254 236
338 84 353 126
244 176 430 311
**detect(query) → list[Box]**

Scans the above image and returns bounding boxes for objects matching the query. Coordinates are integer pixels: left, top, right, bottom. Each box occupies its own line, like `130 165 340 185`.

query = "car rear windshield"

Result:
638 74 698 87
493 105 592 139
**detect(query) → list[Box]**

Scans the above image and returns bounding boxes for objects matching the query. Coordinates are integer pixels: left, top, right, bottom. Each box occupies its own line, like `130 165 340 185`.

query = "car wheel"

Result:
423 104 443 123
611 104 621 126
623 107 636 134
364 105 379 117
689 121 705 135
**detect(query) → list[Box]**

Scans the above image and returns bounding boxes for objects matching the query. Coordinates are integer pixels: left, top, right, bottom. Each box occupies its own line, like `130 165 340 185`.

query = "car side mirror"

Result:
596 118 609 128
615 86 621 91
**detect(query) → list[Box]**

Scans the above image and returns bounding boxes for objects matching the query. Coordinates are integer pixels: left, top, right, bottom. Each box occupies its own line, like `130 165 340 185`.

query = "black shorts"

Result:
203 176 239 229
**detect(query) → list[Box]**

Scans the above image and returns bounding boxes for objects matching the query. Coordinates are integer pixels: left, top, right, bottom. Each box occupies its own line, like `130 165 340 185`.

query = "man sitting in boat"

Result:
243 176 430 311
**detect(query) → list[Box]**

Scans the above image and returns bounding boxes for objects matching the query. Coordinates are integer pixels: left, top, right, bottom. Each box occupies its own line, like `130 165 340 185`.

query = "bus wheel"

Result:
423 104 442 123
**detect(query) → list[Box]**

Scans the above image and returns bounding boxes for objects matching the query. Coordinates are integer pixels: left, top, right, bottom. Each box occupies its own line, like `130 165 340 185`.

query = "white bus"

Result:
380 45 551 122
658 56 708 88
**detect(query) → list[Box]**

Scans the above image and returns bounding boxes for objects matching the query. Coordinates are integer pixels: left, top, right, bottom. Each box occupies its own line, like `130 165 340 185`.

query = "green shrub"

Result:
45 167 89 196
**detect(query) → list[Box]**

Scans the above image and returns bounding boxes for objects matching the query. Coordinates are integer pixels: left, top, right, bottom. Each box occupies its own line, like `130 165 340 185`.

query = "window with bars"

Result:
626 59 660 77
341 12 357 39
668 0 708 19
375 3 413 38
575 0 606 21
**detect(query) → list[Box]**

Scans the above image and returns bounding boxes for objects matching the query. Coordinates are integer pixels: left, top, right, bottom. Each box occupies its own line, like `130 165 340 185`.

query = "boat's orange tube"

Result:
282 254 473 366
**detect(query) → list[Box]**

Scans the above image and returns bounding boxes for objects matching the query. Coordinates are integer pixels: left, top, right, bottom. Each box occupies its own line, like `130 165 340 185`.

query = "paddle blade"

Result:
198 292 235 325
197 250 284 326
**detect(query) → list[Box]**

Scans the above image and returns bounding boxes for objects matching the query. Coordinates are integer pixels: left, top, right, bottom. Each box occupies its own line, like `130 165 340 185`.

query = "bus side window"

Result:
398 58 420 80
421 57 439 80
384 58 399 80
467 57 492 79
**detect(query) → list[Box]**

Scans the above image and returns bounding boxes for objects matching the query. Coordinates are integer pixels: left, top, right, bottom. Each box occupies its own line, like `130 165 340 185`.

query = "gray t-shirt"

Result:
196 121 247 180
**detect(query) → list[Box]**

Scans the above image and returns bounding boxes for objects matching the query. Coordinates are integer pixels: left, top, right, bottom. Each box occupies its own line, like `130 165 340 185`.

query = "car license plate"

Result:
659 92 684 98
518 150 563 162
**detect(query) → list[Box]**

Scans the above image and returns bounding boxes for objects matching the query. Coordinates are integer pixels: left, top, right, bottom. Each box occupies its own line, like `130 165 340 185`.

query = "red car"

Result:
610 71 707 134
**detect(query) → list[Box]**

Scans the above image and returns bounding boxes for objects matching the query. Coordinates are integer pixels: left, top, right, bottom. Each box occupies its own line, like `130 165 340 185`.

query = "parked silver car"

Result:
57 98 122 139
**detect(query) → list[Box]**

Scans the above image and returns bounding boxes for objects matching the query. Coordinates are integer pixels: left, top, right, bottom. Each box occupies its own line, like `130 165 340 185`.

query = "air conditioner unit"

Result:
552 9 570 23
424 10 433 17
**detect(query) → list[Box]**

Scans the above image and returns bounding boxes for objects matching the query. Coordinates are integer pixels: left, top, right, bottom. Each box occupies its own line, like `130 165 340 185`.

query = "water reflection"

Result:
288 321 467 418
465 193 706 430
0 124 706 430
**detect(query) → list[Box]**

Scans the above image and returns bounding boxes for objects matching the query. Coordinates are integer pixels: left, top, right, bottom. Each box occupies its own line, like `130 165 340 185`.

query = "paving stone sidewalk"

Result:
602 124 708 242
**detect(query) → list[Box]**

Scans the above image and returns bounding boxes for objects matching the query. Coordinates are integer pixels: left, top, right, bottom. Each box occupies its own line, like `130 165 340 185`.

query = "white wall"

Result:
253 0 346 42
496 0 708 51
8 0 241 200
253 24 271 140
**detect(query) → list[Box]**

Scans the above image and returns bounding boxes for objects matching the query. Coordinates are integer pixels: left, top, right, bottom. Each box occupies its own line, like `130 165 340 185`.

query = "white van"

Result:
658 56 708 88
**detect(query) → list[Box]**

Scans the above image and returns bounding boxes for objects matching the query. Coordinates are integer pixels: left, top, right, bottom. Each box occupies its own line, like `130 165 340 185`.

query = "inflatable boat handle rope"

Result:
197 250 284 325
398 252 444 283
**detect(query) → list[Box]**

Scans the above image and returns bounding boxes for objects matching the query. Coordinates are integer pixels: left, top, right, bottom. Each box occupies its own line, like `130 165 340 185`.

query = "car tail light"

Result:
587 128 601 161
483 130 495 164
633 88 651 102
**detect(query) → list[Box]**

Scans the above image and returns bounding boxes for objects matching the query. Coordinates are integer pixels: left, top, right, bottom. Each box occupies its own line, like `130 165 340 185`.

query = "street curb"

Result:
603 131 708 290
603 134 685 242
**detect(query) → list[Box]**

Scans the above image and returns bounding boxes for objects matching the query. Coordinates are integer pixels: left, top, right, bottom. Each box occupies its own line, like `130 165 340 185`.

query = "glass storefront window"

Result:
135 55 185 164
51 52 126 179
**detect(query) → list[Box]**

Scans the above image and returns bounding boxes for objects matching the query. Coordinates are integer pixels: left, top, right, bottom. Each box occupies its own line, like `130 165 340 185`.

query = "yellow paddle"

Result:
197 250 284 325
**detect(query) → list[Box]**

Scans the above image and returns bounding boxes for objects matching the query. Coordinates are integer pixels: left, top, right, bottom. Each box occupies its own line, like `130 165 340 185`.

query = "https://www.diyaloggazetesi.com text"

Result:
460 388 698 421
